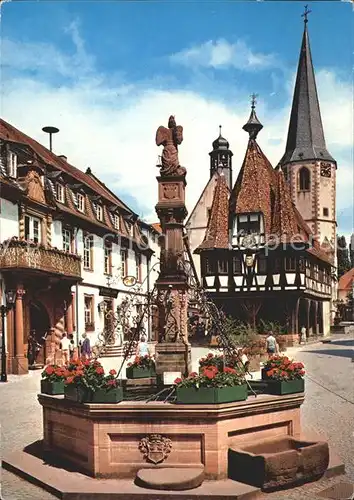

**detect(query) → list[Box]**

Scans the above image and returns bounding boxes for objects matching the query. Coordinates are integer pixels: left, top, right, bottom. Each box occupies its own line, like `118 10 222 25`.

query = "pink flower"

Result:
109 369 117 376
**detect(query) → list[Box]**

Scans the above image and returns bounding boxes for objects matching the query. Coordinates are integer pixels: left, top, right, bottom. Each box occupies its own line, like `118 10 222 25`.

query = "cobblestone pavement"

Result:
0 335 353 499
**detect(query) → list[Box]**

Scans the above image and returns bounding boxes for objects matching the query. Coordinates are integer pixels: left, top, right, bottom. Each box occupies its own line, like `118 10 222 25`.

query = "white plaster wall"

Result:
186 175 218 281
0 198 18 241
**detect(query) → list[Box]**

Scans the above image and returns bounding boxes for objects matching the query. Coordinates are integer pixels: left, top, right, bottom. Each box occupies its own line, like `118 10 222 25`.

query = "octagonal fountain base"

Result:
37 392 305 480
2 392 345 499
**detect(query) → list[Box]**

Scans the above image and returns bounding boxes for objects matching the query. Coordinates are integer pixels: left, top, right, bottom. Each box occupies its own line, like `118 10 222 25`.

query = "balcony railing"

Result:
0 238 81 280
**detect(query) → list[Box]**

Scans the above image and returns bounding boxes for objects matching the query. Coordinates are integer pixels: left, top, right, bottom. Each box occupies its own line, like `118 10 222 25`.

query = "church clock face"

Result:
320 163 331 178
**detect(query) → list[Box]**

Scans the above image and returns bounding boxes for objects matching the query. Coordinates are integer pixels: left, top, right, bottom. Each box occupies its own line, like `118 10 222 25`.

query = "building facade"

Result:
186 18 336 336
0 119 160 375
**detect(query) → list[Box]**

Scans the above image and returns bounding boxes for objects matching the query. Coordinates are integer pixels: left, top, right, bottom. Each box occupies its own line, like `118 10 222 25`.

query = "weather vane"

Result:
302 5 311 24
250 93 258 109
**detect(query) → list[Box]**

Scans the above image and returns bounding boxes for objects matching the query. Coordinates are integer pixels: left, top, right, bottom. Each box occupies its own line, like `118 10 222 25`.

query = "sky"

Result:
1 1 353 238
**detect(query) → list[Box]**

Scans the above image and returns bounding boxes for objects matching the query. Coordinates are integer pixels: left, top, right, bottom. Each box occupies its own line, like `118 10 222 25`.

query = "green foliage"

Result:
257 319 287 335
337 235 351 278
174 366 246 389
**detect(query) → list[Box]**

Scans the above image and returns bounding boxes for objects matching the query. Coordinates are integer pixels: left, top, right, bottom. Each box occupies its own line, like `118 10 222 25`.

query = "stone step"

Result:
136 467 205 491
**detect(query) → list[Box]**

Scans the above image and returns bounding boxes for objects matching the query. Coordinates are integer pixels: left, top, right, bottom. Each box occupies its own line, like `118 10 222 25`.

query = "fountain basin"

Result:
228 436 329 491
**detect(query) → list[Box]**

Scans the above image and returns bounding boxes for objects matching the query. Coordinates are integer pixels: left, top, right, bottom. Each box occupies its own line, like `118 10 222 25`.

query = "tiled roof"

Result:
230 139 276 235
197 173 230 251
0 118 129 211
271 168 299 242
338 267 354 292
0 118 156 250
151 223 162 233
200 134 331 265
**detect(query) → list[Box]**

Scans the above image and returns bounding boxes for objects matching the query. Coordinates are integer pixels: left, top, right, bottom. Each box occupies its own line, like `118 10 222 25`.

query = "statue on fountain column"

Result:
156 116 186 177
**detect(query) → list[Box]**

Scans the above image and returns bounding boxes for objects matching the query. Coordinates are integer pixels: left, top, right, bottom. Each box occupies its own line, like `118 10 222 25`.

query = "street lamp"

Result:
1 290 16 383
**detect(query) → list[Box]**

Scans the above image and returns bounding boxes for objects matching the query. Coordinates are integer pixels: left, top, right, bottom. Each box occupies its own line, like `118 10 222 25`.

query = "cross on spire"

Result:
250 93 258 109
302 4 311 24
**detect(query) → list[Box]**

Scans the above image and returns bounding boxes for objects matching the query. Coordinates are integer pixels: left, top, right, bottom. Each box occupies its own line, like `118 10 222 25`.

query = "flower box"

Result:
64 385 123 403
126 366 156 379
176 384 248 404
265 378 305 395
40 379 65 395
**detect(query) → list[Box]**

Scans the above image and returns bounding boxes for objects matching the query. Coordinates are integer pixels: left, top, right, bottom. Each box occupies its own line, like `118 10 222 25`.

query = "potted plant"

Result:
126 354 156 379
41 364 67 395
174 365 248 404
262 355 305 395
64 359 123 403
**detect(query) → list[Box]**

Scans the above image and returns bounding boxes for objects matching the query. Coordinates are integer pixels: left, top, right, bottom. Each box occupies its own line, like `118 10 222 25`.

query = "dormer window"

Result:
113 213 120 231
8 151 17 178
93 203 103 221
76 193 85 213
56 183 65 203
237 213 261 235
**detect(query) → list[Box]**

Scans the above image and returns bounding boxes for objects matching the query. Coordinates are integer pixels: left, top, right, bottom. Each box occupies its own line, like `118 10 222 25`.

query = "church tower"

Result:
209 126 233 190
279 9 337 265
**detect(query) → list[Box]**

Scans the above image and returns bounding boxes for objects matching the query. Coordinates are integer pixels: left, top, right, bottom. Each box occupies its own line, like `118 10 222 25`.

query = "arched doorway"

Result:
29 301 51 365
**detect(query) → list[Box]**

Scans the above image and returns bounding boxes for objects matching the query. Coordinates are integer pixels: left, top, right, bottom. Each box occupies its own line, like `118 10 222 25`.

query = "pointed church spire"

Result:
280 9 334 164
242 93 263 140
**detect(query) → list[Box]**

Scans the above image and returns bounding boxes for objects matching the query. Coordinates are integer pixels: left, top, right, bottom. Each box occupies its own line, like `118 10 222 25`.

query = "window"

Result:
24 215 41 243
323 207 329 217
218 258 228 274
120 249 128 277
237 213 261 235
232 256 242 275
76 193 85 212
258 254 267 274
285 257 296 271
56 183 65 203
83 234 93 270
93 203 103 221
135 253 142 281
113 213 120 231
8 152 17 178
205 256 216 275
84 295 94 330
273 258 281 273
299 167 310 191
104 242 112 275
62 228 72 253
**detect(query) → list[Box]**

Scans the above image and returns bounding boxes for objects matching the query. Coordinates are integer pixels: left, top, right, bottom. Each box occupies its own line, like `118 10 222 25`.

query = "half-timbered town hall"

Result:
186 17 336 336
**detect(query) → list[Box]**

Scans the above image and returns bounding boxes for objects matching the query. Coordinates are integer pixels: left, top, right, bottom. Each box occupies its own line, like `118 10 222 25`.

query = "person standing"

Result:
136 334 150 357
265 331 277 358
300 326 307 345
60 332 71 365
80 333 91 359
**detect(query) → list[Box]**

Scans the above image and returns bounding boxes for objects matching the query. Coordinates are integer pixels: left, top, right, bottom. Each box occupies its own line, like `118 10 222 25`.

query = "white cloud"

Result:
1 35 352 234
170 39 279 71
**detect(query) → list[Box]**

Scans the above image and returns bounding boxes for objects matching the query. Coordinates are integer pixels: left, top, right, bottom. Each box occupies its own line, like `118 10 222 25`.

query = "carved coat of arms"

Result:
139 434 172 464
163 184 178 200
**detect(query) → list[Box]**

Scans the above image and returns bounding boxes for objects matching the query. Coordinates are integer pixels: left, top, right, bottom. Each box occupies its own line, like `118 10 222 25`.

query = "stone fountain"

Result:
2 116 343 499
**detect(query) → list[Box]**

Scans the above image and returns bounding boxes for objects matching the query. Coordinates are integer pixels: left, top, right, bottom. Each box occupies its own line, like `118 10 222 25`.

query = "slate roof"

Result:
279 23 334 165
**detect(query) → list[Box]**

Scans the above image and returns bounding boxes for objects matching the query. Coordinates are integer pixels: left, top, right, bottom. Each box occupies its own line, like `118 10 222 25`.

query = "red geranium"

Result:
42 364 66 383
263 355 305 381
